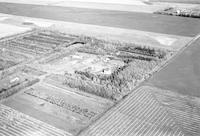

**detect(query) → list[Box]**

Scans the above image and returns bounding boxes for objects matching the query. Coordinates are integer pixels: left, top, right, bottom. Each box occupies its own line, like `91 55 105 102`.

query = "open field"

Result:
146 37 200 97
150 86 200 136
80 86 200 136
0 3 199 37
0 104 71 136
50 24 191 51
0 12 195 136
0 23 30 38
0 13 192 51
0 29 78 57
79 86 184 136
0 0 199 14
2 83 113 135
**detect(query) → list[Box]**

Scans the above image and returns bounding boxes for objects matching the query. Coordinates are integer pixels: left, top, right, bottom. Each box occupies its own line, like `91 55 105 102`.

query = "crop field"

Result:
2 83 113 135
80 86 200 136
0 28 178 135
151 86 200 136
0 104 71 136
0 1 198 135
0 29 78 56
0 49 29 72
79 86 184 136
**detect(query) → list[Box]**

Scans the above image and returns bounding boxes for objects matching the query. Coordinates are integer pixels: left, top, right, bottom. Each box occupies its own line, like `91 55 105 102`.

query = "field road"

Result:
0 2 199 37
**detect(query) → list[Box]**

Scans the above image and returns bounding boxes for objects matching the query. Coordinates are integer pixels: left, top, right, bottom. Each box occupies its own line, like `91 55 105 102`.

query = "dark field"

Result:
146 37 200 97
0 2 200 37
150 0 200 4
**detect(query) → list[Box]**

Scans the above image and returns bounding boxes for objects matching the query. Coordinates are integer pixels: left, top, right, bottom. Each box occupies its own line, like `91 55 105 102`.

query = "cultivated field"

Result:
0 26 188 135
0 29 78 57
0 49 28 71
151 86 200 136
2 83 113 135
0 2 197 135
79 86 184 136
80 86 200 136
0 104 71 136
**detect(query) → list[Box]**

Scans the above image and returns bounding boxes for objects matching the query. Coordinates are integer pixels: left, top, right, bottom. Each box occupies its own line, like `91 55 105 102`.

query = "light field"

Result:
0 23 30 38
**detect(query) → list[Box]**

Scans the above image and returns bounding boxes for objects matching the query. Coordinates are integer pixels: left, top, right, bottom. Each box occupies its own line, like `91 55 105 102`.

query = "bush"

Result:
154 7 200 18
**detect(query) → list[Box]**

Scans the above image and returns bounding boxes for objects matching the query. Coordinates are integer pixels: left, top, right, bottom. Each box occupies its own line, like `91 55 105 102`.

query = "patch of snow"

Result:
0 16 9 21
24 19 54 27
10 77 19 83
0 23 30 38
153 36 177 46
